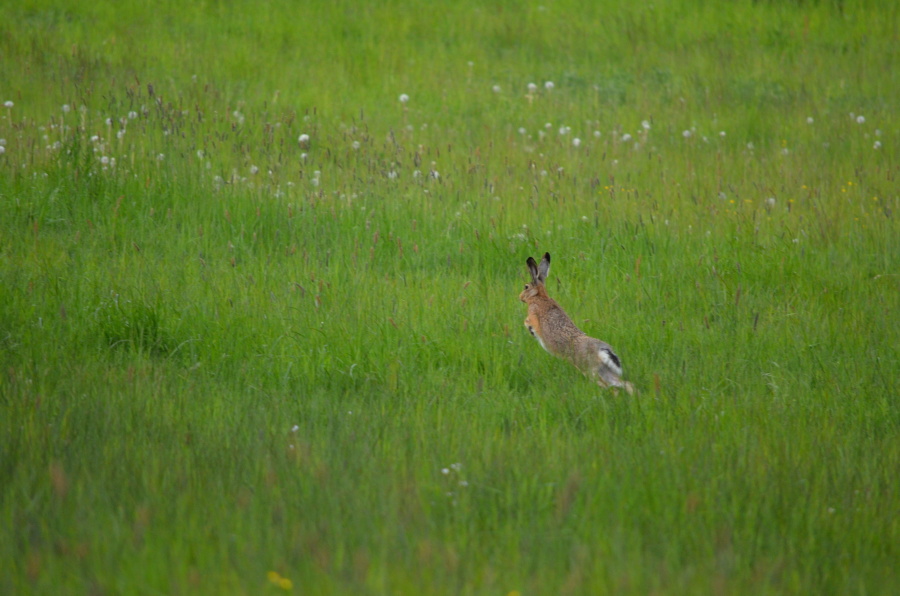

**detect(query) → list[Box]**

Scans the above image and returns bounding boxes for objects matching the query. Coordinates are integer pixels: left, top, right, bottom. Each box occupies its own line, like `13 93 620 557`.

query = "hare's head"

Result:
519 252 551 303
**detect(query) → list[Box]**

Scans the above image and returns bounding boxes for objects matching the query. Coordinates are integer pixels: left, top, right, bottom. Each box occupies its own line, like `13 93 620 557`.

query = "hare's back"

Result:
543 302 582 334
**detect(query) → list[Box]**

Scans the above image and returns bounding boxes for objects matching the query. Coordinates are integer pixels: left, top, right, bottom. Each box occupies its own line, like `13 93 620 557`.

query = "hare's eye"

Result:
524 284 529 290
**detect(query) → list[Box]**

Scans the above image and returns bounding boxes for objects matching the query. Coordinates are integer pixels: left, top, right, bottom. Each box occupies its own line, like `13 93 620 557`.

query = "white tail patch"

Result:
598 347 623 376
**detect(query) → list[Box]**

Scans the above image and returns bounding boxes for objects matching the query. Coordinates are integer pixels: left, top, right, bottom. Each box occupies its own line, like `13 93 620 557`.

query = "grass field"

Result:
1 0 898 594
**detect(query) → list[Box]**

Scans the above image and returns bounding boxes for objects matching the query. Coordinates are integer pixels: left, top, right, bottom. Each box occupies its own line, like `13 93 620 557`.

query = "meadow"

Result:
1 0 898 593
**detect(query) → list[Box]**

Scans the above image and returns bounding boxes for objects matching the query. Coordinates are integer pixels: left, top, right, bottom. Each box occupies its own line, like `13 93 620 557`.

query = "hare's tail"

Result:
596 345 633 394
598 346 623 377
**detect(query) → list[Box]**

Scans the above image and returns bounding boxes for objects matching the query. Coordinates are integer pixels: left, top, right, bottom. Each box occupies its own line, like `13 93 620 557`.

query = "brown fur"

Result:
519 253 634 394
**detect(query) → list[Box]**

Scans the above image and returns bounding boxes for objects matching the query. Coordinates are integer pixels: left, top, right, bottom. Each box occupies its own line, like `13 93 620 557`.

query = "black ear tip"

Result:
544 252 551 261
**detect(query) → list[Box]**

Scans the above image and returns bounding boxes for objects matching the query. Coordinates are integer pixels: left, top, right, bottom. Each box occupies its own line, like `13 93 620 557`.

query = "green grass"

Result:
1 0 898 594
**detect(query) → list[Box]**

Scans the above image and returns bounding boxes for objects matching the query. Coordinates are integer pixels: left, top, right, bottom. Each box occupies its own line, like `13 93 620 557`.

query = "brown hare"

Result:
520 253 634 394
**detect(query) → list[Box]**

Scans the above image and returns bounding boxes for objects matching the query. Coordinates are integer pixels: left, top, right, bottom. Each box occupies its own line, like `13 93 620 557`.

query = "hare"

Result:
519 252 634 394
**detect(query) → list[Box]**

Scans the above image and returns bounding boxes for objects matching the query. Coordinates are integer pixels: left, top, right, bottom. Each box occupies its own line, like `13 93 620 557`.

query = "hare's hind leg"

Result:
597 376 634 395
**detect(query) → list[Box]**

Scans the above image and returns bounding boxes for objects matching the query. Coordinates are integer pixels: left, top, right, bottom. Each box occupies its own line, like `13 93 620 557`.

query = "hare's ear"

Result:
537 252 551 282
526 256 540 283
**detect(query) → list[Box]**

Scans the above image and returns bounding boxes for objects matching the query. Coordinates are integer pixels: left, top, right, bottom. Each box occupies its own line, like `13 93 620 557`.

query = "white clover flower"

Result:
351 140 360 150
300 152 307 160
581 215 589 222
572 137 581 147
116 129 126 139
311 178 319 187
430 170 439 179
544 122 552 129
518 127 526 135
807 117 814 124
682 130 692 138
105 117 113 126
492 85 501 93
441 468 450 475
157 153 165 161
622 133 632 142
291 425 299 433
3 100 12 108
62 104 71 113
128 111 137 120
100 156 109 165
398 93 409 104
874 141 882 150
387 170 398 179
641 120 651 130
197 150 204 159
0 146 4 155
558 126 569 135
544 81 554 90
766 197 776 207
298 133 310 147
249 165 259 175
527 82 538 93
413 170 421 178
450 463 462 472
90 135 99 143
856 115 865 124
719 131 726 137
593 130 601 138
